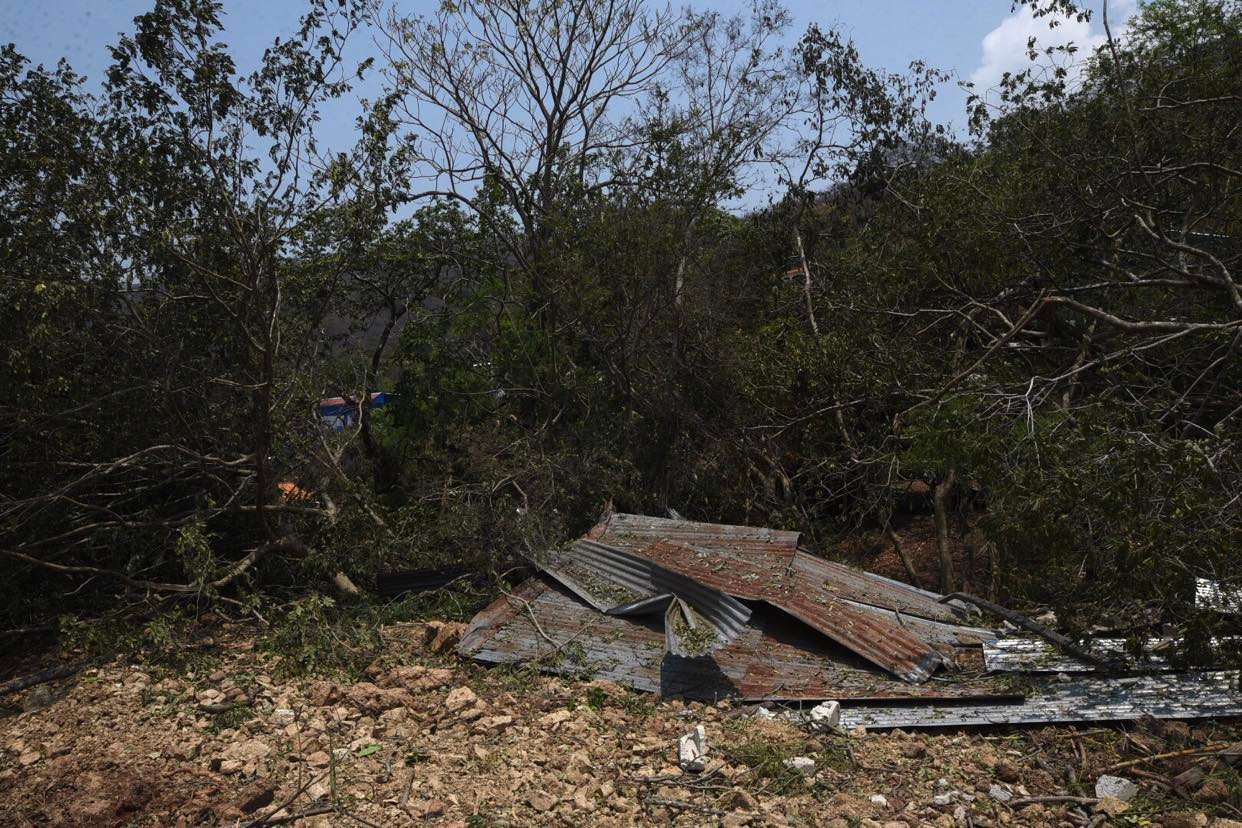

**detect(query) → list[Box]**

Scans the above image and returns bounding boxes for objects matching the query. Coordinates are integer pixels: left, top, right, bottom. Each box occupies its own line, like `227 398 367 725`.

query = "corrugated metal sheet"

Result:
984 637 1173 673
793 553 969 624
983 636 1240 673
1197 578 1242 614
592 513 973 625
845 601 997 648
624 539 946 683
841 671 1242 729
587 512 801 559
458 574 1015 703
531 539 752 656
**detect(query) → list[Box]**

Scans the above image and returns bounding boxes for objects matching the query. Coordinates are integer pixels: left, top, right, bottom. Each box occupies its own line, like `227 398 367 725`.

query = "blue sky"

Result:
2 0 1135 209
2 1 1134 123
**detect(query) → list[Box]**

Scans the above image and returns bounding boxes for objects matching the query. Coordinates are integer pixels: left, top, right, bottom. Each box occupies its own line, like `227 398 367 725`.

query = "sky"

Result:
0 0 1136 205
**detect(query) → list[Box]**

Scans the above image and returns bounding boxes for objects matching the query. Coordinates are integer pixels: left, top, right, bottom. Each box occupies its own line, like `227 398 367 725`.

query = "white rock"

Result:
1095 775 1139 803
784 756 816 776
807 700 841 729
870 794 888 808
752 706 777 720
272 708 296 725
989 784 1013 803
933 793 956 806
678 725 707 772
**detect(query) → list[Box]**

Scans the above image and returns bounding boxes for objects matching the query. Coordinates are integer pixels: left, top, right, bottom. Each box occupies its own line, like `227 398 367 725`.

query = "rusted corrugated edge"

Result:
594 513 966 625
457 575 1016 703
840 671 1242 729
775 555 944 684
844 600 998 647
589 512 801 555
532 539 752 654
1197 578 1242 614
630 540 945 684
792 551 966 624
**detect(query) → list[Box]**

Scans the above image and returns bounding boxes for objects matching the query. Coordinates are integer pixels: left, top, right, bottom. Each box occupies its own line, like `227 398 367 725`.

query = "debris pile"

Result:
458 512 1242 729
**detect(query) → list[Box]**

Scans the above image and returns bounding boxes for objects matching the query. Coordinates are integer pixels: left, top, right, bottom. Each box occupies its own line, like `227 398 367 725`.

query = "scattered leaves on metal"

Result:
983 636 1241 673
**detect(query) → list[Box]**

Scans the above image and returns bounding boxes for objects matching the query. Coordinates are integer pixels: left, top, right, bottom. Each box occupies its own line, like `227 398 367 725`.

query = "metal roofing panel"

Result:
457 575 1015 703
1197 578 1242 614
840 671 1242 729
531 539 751 655
593 513 971 623
627 539 946 683
588 512 801 562
844 600 997 648
793 552 968 624
983 636 1240 673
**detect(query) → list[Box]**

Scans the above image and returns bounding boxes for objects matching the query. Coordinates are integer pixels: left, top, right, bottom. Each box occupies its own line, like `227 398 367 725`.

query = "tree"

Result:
378 0 679 282
0 0 384 619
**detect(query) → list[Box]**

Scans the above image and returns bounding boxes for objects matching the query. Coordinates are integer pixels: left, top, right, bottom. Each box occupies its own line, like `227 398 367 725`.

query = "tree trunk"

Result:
933 468 957 593
794 228 819 336
885 525 922 590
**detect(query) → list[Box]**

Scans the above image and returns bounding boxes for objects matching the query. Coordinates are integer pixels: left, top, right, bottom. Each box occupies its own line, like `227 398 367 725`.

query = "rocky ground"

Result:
1 619 1240 827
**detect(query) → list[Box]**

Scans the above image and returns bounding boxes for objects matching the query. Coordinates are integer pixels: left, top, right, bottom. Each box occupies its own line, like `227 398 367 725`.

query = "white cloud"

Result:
969 1 1135 96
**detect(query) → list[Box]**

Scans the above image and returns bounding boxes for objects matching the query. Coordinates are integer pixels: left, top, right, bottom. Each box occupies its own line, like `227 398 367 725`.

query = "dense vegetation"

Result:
1 0 1238 655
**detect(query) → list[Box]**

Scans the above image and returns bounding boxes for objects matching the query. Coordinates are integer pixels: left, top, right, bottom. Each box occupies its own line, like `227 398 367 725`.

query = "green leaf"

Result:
356 743 381 757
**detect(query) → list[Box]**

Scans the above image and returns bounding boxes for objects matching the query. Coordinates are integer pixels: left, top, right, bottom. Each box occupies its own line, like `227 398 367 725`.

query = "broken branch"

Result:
937 591 1124 671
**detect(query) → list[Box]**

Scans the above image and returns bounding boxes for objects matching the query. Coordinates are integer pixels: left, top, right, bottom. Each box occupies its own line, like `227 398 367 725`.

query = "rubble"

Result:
678 724 707 772
1 639 1239 828
460 511 1242 729
1095 774 1139 802
806 700 841 730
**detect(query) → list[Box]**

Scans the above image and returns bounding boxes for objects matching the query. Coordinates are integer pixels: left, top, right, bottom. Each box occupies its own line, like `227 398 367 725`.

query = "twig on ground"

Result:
1009 795 1100 808
242 803 334 827
642 796 730 816
398 766 417 819
1103 743 1233 772
244 769 329 826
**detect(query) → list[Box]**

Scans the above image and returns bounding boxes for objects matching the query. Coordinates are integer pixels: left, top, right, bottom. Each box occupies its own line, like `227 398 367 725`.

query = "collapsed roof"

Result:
457 512 1242 729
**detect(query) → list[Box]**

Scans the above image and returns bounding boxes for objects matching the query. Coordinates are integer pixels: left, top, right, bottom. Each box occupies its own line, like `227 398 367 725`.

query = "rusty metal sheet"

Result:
588 512 801 562
593 513 973 624
844 601 997 648
457 574 1014 703
530 539 752 656
841 670 1242 730
627 539 945 683
793 552 968 624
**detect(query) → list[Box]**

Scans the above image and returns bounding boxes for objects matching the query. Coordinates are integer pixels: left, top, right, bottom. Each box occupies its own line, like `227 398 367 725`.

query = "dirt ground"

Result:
1 621 1240 828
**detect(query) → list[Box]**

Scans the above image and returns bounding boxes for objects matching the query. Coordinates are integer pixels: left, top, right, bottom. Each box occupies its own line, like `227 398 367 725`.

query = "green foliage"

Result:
2 0 1238 657
260 594 381 679
58 609 217 673
208 704 256 734
722 724 850 795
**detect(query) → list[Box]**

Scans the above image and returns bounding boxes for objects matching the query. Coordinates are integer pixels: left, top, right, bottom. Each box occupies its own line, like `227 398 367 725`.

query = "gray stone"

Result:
678 725 706 772
1095 774 1139 803
784 756 816 776
807 700 842 729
